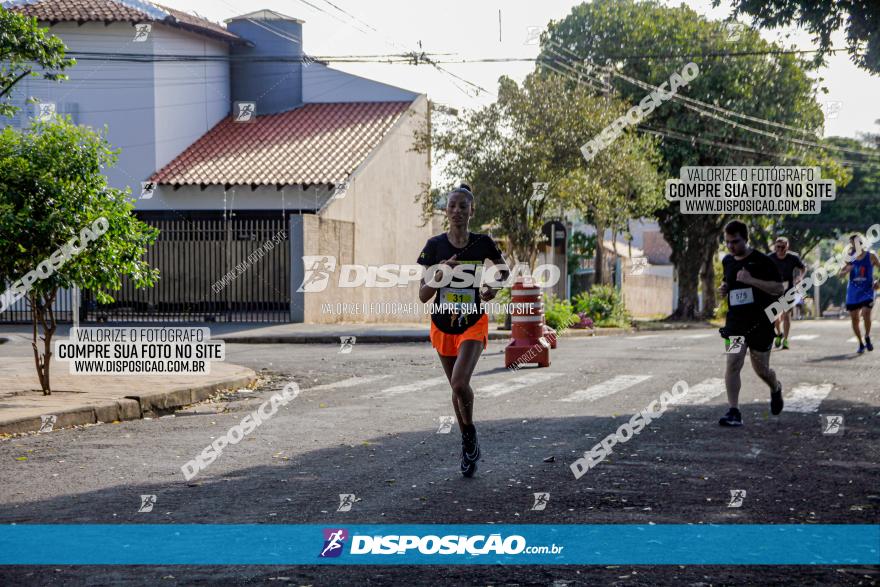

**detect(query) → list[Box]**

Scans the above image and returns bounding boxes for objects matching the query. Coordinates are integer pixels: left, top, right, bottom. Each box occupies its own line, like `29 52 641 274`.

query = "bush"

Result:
572 285 630 327
543 293 579 330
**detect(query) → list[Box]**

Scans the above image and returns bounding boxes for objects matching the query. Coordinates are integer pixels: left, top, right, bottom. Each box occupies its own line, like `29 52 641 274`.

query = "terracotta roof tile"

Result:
6 0 243 43
151 101 414 187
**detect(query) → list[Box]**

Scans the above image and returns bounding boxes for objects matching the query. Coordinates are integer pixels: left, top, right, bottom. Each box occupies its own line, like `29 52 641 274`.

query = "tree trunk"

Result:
30 290 57 395
700 244 717 320
671 250 701 320
657 208 725 322
594 220 605 286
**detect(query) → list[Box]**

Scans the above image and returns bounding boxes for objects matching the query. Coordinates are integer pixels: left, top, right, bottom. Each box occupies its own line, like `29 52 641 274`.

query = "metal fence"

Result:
1 218 291 324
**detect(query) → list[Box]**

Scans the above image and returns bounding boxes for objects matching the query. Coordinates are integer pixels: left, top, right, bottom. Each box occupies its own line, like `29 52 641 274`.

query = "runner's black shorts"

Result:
719 323 775 353
846 299 875 312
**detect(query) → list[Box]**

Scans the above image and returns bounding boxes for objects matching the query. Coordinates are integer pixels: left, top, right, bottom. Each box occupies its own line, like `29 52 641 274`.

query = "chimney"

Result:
226 10 305 116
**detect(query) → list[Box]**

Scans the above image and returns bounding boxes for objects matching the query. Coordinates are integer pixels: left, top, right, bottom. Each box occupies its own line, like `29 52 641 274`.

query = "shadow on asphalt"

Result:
1 399 878 586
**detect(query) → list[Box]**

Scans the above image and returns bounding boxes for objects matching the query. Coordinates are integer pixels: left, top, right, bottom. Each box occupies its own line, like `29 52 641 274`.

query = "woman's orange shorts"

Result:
430 314 489 357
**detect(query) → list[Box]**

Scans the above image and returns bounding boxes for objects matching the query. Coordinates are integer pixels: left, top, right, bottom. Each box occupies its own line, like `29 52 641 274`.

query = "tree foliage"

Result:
717 0 880 74
542 0 836 318
0 118 159 394
0 6 74 117
420 71 662 276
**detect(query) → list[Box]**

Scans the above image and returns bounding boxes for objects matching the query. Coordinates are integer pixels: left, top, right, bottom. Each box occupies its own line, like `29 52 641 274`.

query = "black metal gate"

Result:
87 218 290 323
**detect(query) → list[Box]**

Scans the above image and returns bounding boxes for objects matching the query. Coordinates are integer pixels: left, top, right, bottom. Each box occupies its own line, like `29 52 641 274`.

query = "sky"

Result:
159 0 880 142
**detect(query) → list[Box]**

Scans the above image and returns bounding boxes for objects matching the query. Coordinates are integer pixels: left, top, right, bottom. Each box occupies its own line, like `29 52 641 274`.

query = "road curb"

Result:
0 370 257 435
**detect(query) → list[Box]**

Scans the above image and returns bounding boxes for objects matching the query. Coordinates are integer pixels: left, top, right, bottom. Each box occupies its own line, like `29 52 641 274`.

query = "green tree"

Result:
0 6 74 117
0 118 159 394
542 0 832 319
421 71 662 281
760 135 877 255
717 0 880 74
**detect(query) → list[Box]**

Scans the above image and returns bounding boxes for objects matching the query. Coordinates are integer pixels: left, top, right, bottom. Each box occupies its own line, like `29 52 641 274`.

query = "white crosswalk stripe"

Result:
677 378 726 405
789 334 819 341
784 383 834 413
847 337 858 343
307 375 393 392
480 371 562 398
629 334 660 340
682 333 713 339
376 376 449 397
559 375 652 403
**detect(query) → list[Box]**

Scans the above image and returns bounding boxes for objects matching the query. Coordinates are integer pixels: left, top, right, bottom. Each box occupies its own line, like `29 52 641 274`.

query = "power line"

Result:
544 43 880 161
532 55 880 170
547 41 822 140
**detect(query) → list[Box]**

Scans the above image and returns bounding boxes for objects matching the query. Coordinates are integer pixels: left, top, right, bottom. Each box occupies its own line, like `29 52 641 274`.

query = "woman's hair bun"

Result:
459 183 472 193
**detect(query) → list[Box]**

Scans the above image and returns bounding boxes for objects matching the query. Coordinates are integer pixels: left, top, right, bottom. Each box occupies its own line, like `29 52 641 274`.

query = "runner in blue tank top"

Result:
839 234 880 354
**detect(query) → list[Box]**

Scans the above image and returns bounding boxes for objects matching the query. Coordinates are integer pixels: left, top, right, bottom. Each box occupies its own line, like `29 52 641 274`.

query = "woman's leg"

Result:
850 309 863 343
438 354 465 430
448 340 484 429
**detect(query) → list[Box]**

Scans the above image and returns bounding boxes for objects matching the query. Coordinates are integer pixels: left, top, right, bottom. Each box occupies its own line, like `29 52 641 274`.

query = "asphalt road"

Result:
1 320 878 585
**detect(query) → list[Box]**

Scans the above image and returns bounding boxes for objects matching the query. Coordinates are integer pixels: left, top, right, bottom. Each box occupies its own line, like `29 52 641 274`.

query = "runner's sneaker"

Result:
718 407 743 427
460 425 481 478
782 338 790 350
866 336 874 352
774 334 783 349
858 342 867 354
771 381 784 415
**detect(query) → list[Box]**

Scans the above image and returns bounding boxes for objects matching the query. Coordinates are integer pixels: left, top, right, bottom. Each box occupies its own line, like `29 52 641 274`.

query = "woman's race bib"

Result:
438 287 477 314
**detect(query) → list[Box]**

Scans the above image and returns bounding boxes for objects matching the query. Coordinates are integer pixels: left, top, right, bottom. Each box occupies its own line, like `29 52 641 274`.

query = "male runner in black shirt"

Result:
718 220 785 426
767 236 806 349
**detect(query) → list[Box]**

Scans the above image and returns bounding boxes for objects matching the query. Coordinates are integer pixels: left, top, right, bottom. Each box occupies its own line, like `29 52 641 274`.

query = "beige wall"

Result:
305 95 433 323
621 262 675 318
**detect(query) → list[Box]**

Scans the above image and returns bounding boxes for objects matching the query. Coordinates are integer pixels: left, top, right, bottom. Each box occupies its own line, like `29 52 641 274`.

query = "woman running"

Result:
840 234 880 354
417 184 509 477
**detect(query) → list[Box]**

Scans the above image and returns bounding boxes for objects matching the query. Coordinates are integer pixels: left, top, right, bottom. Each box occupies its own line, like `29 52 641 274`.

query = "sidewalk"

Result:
0 357 256 435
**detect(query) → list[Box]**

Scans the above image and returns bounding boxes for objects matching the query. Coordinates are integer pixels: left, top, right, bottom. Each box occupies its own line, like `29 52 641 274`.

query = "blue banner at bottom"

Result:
0 524 877 565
